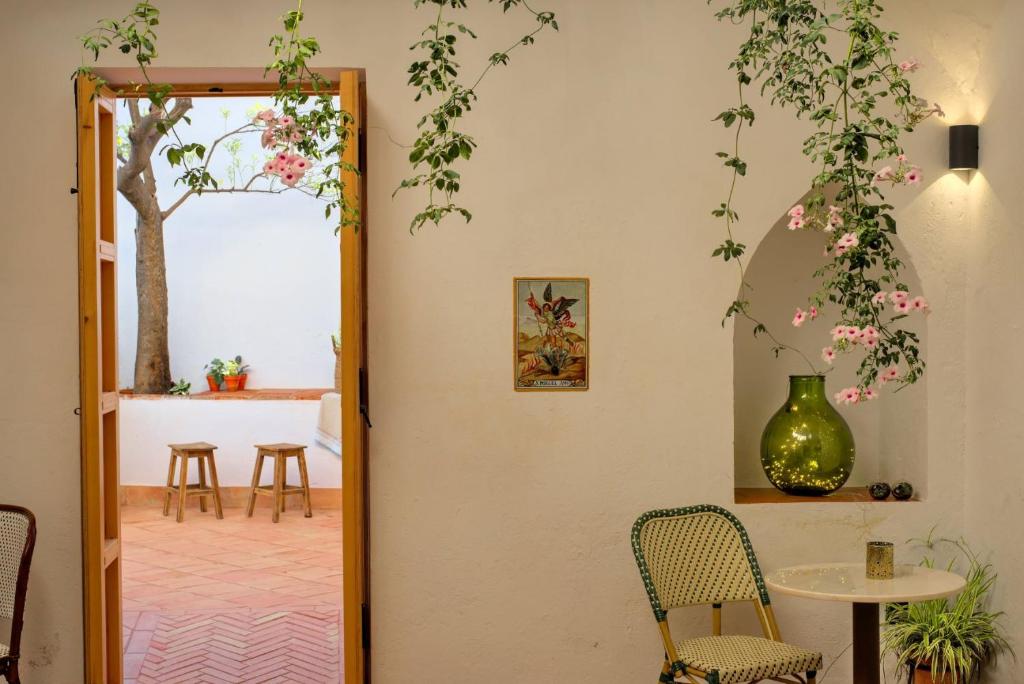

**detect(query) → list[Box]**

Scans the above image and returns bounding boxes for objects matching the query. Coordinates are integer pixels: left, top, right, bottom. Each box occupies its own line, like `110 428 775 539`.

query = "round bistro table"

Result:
765 563 965 684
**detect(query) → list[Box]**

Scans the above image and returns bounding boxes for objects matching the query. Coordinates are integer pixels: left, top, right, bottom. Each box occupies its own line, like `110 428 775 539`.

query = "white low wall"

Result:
120 397 340 488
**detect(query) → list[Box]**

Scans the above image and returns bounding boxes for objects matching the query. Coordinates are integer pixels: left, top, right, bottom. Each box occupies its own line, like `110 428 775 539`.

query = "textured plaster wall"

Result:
0 1 1014 682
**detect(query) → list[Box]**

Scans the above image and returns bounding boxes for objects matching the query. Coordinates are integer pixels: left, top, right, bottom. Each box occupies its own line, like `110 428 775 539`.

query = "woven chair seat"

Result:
674 635 822 684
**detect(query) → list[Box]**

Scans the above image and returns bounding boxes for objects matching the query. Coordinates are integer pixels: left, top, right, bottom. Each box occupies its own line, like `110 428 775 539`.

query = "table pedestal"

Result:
852 603 880 684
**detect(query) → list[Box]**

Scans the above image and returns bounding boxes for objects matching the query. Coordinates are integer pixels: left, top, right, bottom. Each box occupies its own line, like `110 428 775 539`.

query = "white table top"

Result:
765 563 965 604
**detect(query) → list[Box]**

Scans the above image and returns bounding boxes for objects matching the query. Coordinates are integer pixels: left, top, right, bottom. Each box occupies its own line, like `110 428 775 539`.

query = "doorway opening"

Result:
77 70 369 684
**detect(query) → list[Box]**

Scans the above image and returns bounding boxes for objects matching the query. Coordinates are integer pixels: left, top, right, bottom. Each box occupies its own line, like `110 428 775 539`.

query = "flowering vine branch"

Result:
396 0 558 233
709 0 943 405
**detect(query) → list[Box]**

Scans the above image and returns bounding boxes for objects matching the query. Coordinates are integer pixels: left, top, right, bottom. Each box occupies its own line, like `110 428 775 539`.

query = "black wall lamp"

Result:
949 124 979 171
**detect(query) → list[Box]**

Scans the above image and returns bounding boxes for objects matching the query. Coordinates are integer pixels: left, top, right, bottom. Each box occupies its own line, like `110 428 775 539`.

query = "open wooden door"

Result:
340 70 371 684
76 77 123 684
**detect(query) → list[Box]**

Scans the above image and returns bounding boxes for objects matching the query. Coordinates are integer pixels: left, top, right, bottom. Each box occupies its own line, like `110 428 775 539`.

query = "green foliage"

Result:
883 537 1012 683
169 378 191 395
265 2 360 232
204 358 225 385
223 355 250 377
708 0 939 389
397 0 559 233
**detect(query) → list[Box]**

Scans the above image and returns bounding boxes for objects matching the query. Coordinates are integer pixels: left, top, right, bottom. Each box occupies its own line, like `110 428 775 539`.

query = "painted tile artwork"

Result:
514 278 589 390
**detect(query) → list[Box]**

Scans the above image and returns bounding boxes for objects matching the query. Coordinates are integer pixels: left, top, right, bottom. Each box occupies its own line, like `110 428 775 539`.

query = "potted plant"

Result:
884 540 1011 683
204 358 225 391
169 378 191 396
223 356 250 391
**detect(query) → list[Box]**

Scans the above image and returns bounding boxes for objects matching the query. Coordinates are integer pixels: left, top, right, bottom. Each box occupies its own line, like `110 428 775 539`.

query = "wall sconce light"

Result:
949 124 979 171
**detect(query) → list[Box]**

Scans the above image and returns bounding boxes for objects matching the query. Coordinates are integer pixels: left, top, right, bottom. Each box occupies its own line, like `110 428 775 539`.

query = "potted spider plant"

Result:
883 541 1011 683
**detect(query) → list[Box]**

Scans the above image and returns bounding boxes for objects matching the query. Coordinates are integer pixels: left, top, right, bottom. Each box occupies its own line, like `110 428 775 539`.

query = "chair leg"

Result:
162 453 177 516
659 660 673 683
278 457 287 514
807 671 817 684
207 454 225 520
246 452 265 518
272 456 283 524
176 452 189 523
7 660 20 684
197 456 209 513
297 451 313 518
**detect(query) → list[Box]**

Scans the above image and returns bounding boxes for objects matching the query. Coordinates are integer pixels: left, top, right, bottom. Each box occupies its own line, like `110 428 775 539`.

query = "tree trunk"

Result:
117 98 192 394
133 206 172 393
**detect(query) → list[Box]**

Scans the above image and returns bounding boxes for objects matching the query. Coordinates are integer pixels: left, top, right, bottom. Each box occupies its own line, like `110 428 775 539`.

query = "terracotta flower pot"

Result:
237 373 248 390
914 662 955 684
206 375 221 392
224 375 242 392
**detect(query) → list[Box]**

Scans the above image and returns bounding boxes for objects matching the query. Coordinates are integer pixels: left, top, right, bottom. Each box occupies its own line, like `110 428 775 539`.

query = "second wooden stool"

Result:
245 443 313 523
164 442 224 523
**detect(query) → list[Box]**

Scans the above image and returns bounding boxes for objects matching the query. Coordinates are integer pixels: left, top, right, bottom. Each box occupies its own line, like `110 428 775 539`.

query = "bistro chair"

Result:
631 505 821 684
0 505 37 684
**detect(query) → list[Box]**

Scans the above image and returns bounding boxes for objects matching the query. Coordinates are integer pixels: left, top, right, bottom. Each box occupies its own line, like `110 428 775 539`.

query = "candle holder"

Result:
866 541 894 579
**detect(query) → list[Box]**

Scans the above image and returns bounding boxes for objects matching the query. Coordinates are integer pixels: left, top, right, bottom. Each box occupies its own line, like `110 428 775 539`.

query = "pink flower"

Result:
879 366 899 384
894 299 911 313
898 58 921 73
788 204 805 218
911 296 929 312
838 232 859 248
862 325 879 339
787 216 806 231
290 156 310 172
275 162 289 174
263 161 277 175
290 130 304 142
905 167 922 185
276 151 289 163
827 205 844 230
862 387 879 401
809 306 818 320
278 115 295 126
872 291 888 305
863 337 879 350
890 291 909 304
260 129 276 148
873 166 895 184
281 172 299 187
845 325 861 341
836 387 861 405
896 154 908 163
822 347 836 364
792 308 807 327
831 326 846 342
255 109 277 122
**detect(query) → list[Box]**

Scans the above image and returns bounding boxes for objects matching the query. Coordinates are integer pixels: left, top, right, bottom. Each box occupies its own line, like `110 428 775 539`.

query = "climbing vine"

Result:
709 0 943 404
74 0 358 232
396 0 558 232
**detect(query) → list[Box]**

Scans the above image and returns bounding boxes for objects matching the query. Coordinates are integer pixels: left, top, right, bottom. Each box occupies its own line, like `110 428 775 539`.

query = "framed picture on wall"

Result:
514 277 589 391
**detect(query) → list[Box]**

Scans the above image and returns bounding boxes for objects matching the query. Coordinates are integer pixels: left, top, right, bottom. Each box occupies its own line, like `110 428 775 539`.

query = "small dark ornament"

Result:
892 481 914 500
868 482 891 500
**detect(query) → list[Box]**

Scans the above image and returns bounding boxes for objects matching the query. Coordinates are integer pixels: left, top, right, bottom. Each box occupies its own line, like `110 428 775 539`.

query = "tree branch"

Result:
161 124 260 220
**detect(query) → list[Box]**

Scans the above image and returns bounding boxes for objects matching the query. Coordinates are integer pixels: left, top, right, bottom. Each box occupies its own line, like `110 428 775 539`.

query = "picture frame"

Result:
513 277 589 391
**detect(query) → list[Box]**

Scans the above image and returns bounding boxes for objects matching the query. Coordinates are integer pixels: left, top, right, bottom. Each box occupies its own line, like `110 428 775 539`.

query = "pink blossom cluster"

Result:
873 290 929 315
254 109 310 188
834 385 880 405
898 58 921 73
791 305 818 327
786 204 845 233
873 154 922 187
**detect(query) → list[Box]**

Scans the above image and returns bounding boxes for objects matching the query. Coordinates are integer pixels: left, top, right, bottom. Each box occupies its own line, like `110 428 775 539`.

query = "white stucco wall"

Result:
116 97 341 391
119 397 341 487
0 1 1018 683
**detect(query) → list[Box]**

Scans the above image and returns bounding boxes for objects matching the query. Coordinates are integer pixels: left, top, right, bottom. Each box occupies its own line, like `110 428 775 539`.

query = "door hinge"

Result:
361 602 371 649
358 367 372 428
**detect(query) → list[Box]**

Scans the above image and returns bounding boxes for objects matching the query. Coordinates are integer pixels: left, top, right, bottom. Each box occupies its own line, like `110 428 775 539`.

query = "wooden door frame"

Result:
77 68 370 684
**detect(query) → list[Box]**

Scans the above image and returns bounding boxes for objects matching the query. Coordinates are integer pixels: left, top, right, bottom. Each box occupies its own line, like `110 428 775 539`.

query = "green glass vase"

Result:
760 375 855 495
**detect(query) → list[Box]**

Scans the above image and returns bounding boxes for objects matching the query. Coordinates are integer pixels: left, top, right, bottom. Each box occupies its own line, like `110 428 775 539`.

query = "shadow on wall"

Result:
733 196 928 493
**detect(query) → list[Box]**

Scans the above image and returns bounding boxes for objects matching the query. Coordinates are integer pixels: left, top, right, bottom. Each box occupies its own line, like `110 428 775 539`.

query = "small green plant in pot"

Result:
223 356 250 392
169 379 191 396
204 358 226 392
884 537 1012 683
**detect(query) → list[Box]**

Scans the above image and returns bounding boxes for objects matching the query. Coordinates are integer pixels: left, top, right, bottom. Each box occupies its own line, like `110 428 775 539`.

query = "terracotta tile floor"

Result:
121 505 343 684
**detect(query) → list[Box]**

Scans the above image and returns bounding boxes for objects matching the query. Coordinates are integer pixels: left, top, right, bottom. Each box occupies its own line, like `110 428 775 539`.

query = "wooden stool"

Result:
245 443 313 523
163 442 224 523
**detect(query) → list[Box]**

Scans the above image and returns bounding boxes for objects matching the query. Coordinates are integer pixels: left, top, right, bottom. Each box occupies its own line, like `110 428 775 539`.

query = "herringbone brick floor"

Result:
121 504 343 683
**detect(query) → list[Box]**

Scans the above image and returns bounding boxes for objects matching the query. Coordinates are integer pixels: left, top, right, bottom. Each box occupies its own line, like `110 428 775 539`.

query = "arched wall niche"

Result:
733 197 929 499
